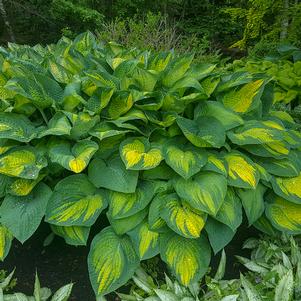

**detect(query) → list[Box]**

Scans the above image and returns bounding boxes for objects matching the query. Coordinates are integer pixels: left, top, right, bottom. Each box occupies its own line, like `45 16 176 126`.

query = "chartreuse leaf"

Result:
215 188 242 231
0 146 47 179
88 226 139 296
163 139 207 179
237 183 266 225
173 171 227 216
225 151 260 189
221 79 264 113
86 87 114 114
128 220 160 260
161 193 207 238
257 150 301 177
271 172 301 204
266 193 301 234
48 139 98 173
194 101 244 130
120 137 163 170
0 112 37 142
38 112 72 138
0 224 13 261
107 180 155 219
176 116 226 148
88 156 138 193
48 59 73 84
0 183 51 243
203 152 228 176
228 120 284 145
51 225 90 246
107 208 148 235
160 231 211 286
46 174 107 227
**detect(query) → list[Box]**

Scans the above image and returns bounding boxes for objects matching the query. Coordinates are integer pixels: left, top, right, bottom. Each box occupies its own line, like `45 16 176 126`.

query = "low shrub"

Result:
0 32 300 297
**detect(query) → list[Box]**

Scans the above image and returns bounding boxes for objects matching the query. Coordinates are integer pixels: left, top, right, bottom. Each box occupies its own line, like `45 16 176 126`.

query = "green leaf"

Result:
128 220 160 260
266 193 301 234
51 225 90 246
46 174 107 227
173 171 227 216
237 184 266 225
48 139 98 174
0 183 51 243
48 59 73 84
275 270 294 301
88 156 138 193
0 146 47 179
120 137 163 170
51 283 73 301
176 116 226 148
160 231 211 286
163 139 207 179
221 79 264 114
161 193 207 238
194 101 244 130
88 227 139 296
240 274 262 301
0 112 37 142
107 180 155 219
225 151 260 189
86 87 114 114
107 208 148 235
215 188 242 231
0 224 13 261
270 172 301 204
148 193 167 231
205 218 236 254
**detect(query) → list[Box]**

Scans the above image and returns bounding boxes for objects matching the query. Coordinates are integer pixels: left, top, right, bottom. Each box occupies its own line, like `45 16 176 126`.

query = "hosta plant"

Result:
0 32 301 297
0 270 73 300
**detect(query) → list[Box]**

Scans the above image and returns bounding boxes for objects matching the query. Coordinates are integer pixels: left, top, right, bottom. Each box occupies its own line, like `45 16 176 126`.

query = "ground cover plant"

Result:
0 32 301 298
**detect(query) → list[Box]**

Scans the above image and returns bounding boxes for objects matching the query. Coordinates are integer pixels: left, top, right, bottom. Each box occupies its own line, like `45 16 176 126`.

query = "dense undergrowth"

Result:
0 32 301 298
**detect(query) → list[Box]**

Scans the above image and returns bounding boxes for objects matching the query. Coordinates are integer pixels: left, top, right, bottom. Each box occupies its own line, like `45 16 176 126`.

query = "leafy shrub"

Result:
117 235 301 301
0 270 73 300
0 32 301 297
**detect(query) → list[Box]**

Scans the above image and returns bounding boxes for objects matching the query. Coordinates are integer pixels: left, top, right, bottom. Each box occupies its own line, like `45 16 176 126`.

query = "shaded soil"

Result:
0 219 259 301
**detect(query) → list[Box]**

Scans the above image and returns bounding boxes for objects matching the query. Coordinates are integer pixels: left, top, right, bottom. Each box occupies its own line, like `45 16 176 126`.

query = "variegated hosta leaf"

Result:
266 193 301 234
48 139 98 173
0 139 19 156
148 52 173 72
163 139 207 179
85 87 114 114
0 183 52 243
132 67 157 91
51 225 90 246
0 224 13 261
37 112 72 138
0 146 47 179
253 215 279 237
0 112 37 142
221 79 264 113
215 188 242 231
107 181 155 219
237 183 266 226
48 59 73 84
271 172 301 204
160 232 211 286
161 193 207 238
173 171 227 216
284 130 301 149
194 101 244 130
128 220 160 260
107 208 148 235
200 76 220 97
228 120 285 146
203 152 228 176
255 163 272 182
88 227 139 296
120 137 163 170
257 150 301 177
144 111 176 127
224 152 260 189
7 174 45 196
176 116 226 148
104 91 133 119
148 193 167 231
88 156 139 193
243 141 290 159
46 174 107 227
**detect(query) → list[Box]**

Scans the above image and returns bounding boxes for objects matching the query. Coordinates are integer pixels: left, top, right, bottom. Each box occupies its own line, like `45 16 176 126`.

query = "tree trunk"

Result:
0 0 15 42
280 0 289 40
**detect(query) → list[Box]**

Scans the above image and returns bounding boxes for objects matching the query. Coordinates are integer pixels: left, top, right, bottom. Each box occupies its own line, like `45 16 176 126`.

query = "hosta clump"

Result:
0 32 301 297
